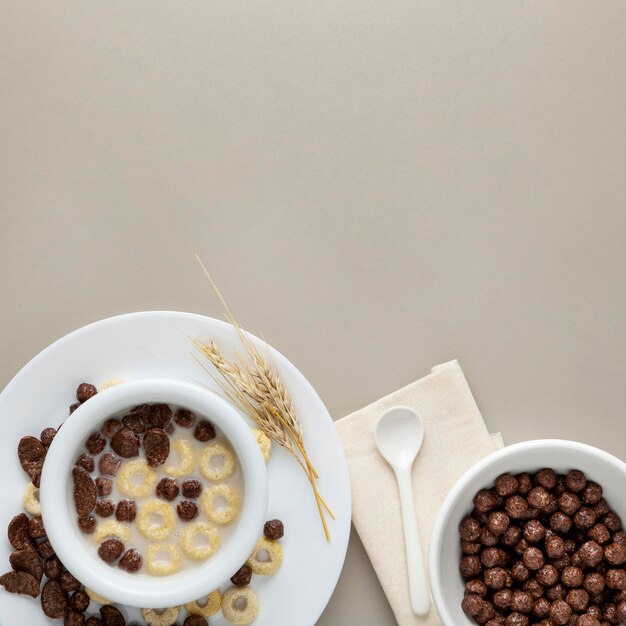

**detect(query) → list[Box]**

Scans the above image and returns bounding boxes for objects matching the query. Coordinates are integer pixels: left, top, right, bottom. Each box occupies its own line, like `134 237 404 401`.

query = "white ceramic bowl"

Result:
40 378 268 609
429 439 626 626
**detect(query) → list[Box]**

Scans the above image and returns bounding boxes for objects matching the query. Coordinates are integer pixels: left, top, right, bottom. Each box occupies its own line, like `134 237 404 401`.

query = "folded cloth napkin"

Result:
335 360 503 626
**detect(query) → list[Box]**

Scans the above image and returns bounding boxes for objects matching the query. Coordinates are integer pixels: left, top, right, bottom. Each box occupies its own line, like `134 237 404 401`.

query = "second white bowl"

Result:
428 439 626 626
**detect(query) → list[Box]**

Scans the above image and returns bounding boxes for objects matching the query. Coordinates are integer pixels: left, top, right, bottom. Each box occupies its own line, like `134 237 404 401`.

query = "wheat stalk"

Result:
191 254 334 539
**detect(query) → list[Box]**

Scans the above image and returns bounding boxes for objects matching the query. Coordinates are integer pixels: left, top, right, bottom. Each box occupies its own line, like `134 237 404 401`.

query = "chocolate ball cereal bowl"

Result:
40 378 268 609
429 439 626 626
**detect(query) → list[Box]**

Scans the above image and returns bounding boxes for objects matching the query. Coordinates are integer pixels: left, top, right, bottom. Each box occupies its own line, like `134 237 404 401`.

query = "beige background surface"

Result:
1 3 625 624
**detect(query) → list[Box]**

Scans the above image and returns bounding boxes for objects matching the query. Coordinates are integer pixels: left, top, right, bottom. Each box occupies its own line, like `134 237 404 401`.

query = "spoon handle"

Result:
395 467 430 616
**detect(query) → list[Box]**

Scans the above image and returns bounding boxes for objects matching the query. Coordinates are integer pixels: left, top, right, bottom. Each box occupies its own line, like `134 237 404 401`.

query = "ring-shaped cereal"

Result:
180 522 220 560
146 543 182 576
85 588 112 605
93 520 131 543
137 499 176 541
200 483 240 525
252 429 272 463
116 459 157 498
23 482 41 516
221 586 259 625
141 606 180 626
184 590 221 618
199 440 235 481
163 439 196 477
246 536 283 575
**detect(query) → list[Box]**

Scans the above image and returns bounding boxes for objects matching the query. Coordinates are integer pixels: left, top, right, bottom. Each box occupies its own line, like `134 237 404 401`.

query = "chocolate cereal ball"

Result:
115 500 136 523
76 383 97 402
460 555 482 578
474 489 500 514
566 588 589 612
546 535 565 559
549 599 572 625
522 547 544 571
527 486 551 510
460 517 482 542
156 477 179 501
532 597 550 618
119 548 142 573
559 492 582 516
510 591 532 613
588 523 611 545
495 474 519 497
505 496 528 520
578 540 604 567
484 567 508 590
535 468 557 490
583 572 606 596
488 511 510 536
537 564 559 587
493 589 512 610
565 469 587 493
523 520 546 543
562 565 584 588
465 579 488 597
182 479 202 499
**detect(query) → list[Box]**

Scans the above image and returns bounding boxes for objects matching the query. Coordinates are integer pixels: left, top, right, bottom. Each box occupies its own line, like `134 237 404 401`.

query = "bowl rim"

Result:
428 438 626 626
40 378 268 608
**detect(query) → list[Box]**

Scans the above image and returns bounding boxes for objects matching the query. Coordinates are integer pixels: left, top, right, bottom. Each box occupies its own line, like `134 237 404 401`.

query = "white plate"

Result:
0 311 351 626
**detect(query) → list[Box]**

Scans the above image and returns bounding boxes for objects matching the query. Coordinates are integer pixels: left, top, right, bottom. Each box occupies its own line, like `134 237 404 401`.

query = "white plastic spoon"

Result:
374 405 430 616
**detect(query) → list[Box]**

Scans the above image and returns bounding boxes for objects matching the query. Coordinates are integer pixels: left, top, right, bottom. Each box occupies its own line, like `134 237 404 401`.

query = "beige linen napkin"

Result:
336 360 503 626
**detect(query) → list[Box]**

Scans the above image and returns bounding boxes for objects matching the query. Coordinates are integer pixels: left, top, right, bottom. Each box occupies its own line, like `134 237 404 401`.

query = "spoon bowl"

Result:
375 406 425 469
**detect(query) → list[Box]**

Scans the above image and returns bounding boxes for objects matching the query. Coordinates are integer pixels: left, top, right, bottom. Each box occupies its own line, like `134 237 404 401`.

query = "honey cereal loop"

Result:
23 482 41 516
141 606 180 626
199 440 236 481
146 543 182 576
85 588 113 605
164 439 196 477
117 459 158 498
93 520 132 543
184 590 222 618
180 522 220 560
221 586 259 625
201 484 240 525
252 429 272 463
246 536 283 575
137 499 176 541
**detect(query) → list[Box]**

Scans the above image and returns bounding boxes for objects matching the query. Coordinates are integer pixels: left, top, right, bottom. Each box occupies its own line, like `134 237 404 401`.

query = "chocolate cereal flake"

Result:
110 427 139 458
72 466 97 517
77 516 97 534
0 570 41 597
8 513 35 551
100 603 126 626
9 548 43 582
41 579 69 618
40 427 57 447
28 516 46 539
143 428 170 467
